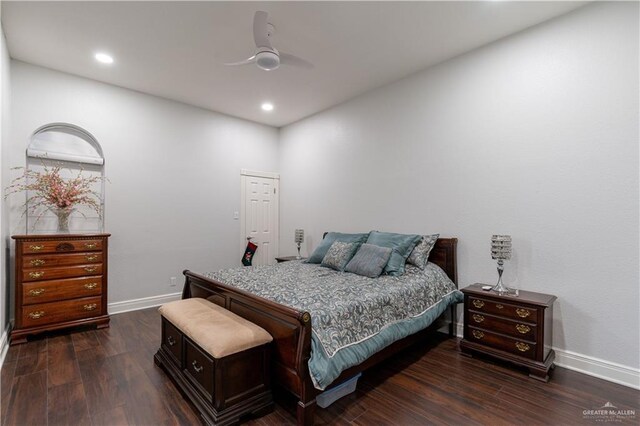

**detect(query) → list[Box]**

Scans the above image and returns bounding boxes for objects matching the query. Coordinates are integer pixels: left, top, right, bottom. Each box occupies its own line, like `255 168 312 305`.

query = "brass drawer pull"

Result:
192 360 203 373
28 288 45 296
516 324 531 334
83 283 98 290
85 255 99 262
28 271 44 279
472 330 484 339
83 303 97 311
167 336 176 346
472 300 484 309
515 342 530 352
472 314 485 323
516 308 531 318
29 245 44 251
30 259 45 267
28 311 45 319
495 304 504 310
84 266 98 273
85 243 98 249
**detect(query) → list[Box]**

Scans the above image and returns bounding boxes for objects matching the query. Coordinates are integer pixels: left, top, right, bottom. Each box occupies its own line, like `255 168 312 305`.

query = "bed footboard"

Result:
182 270 313 402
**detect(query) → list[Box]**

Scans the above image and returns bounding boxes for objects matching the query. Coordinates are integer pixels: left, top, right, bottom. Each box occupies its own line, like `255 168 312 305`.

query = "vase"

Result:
53 207 74 233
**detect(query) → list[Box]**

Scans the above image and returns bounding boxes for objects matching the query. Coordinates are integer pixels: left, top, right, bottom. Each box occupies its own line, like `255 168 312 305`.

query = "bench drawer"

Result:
184 338 214 399
161 317 183 366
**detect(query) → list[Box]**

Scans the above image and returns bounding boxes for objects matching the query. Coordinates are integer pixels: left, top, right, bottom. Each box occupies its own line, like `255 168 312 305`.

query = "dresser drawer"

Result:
22 264 103 282
162 318 183 366
21 296 103 328
467 311 537 341
22 276 102 305
21 239 103 255
184 338 214 399
467 326 536 359
468 297 537 324
23 252 102 269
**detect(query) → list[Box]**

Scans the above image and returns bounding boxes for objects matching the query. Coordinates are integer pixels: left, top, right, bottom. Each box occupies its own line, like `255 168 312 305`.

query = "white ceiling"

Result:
2 1 586 127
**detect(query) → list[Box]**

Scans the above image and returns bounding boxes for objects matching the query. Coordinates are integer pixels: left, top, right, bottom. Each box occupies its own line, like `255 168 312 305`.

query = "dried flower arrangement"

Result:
4 163 105 232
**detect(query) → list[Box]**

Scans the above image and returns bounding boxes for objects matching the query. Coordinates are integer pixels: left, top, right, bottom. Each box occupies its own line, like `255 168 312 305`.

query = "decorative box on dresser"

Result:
460 283 557 381
10 234 111 345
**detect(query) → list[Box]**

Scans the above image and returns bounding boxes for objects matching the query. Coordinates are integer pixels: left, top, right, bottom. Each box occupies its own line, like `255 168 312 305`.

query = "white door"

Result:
240 170 279 266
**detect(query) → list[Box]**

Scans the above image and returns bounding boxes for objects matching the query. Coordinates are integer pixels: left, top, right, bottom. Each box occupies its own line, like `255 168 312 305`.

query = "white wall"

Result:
9 61 279 304
0 5 11 353
279 1 639 375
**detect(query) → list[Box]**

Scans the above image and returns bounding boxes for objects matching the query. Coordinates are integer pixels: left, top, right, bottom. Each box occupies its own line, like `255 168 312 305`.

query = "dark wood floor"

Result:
1 308 638 425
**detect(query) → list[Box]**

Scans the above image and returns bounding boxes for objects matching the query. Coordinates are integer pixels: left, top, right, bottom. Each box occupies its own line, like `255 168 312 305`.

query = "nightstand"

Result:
275 256 306 263
459 283 556 382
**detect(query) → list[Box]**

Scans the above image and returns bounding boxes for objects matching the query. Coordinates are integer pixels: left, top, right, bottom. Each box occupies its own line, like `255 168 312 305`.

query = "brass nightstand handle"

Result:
84 243 98 249
516 324 531 334
167 336 176 346
28 271 44 279
83 283 98 290
472 330 484 340
29 245 44 251
472 314 485 323
84 266 98 273
516 308 531 318
496 304 504 310
515 342 530 352
472 300 484 309
83 303 97 311
28 288 45 296
30 259 45 267
28 311 45 319
85 255 99 262
192 360 203 373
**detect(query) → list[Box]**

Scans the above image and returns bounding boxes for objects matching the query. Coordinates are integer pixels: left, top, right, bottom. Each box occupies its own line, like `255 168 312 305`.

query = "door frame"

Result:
240 169 280 265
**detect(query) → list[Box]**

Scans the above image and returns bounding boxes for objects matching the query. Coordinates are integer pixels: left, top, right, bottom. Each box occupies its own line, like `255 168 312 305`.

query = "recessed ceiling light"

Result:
261 102 274 111
94 53 114 64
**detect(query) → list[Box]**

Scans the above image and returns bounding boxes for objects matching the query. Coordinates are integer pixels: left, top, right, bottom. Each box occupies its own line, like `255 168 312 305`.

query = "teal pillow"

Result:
345 243 393 278
307 232 370 264
321 241 360 271
366 231 422 276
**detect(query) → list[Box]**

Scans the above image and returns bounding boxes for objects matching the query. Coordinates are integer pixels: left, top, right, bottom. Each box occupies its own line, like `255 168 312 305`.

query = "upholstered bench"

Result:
154 298 273 426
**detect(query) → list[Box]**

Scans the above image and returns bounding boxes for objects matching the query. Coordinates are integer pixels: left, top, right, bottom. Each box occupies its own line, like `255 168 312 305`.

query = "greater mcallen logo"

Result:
583 402 636 422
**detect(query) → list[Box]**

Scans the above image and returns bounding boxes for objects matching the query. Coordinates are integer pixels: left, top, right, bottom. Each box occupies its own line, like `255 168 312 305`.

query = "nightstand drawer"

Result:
467 326 536 359
468 297 537 324
467 311 537 341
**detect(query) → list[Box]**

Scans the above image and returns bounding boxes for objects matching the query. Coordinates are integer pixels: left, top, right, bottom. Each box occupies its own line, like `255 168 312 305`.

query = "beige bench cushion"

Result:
159 298 272 358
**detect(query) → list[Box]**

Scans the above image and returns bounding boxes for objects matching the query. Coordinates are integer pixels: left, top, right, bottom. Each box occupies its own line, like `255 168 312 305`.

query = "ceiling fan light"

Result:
256 51 280 71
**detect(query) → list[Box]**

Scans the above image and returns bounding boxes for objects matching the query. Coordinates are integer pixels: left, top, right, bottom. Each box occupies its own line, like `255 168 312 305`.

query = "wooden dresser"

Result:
460 283 556 381
11 234 111 345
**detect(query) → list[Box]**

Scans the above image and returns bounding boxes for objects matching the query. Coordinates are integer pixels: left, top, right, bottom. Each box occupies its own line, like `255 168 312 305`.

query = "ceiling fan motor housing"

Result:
256 50 280 71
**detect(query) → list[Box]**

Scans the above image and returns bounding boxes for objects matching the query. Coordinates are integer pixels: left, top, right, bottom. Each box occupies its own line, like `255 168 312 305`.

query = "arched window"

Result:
26 123 105 233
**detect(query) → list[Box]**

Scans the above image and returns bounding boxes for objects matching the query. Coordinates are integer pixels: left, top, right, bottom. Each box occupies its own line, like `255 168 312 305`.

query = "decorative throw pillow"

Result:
345 243 393 278
321 241 359 271
407 234 440 270
366 231 422 276
307 232 370 264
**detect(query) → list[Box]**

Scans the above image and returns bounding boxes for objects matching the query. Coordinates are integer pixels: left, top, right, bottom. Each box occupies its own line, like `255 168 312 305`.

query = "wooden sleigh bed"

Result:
181 237 458 425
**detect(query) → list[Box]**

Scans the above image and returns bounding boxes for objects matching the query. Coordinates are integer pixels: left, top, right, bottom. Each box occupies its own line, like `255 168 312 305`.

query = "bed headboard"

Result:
321 233 458 288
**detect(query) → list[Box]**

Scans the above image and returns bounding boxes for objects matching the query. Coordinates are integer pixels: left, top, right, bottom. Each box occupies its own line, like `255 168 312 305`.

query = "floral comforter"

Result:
205 260 462 390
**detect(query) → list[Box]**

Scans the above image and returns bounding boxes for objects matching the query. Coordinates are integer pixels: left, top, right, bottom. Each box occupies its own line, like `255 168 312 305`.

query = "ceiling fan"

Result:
225 11 313 71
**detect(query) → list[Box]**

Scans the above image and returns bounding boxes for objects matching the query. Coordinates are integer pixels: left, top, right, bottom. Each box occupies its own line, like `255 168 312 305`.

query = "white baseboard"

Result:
108 292 181 315
0 325 10 370
444 319 639 390
554 348 640 390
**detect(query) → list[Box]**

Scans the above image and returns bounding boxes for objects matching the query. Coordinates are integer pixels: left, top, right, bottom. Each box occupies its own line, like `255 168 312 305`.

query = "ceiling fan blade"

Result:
279 52 314 69
224 55 257 66
253 11 272 49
